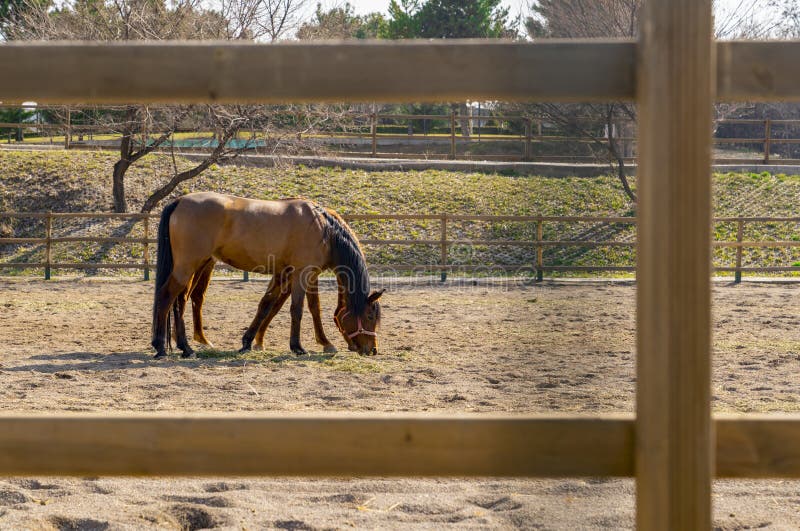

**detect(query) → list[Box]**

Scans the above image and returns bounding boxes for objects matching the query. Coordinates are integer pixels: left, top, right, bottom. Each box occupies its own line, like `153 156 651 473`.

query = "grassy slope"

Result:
1 150 800 274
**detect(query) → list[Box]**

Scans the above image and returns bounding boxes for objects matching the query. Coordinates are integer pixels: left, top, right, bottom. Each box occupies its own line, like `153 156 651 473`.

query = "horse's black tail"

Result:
152 199 180 349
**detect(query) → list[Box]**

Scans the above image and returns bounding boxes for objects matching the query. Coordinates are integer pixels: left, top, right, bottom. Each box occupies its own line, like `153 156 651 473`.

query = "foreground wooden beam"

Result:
0 413 634 477
717 415 800 478
718 41 800 102
636 0 715 529
0 40 636 104
6 413 800 478
0 40 798 104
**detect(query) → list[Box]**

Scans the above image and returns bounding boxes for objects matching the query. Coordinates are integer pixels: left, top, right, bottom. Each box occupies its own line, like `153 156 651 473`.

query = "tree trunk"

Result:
112 107 137 213
613 150 636 203
112 158 130 213
605 118 636 203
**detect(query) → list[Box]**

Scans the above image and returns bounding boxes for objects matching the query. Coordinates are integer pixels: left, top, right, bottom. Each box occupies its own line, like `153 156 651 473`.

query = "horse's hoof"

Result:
252 343 263 351
181 351 196 359
153 352 167 360
291 346 307 356
239 346 251 354
323 344 338 354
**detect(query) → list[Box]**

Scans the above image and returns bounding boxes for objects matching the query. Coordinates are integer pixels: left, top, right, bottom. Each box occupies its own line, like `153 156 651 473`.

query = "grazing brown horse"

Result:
151 192 384 359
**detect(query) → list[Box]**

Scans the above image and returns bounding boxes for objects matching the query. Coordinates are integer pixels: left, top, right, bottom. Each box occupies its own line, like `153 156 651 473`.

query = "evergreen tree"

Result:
383 0 511 39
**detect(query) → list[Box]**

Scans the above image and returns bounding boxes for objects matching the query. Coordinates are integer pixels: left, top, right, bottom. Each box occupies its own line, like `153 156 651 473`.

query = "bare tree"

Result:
112 106 191 212
712 1 790 159
140 107 248 211
526 0 779 40
716 0 782 39
519 0 639 202
9 0 309 212
216 0 308 41
519 0 782 204
767 0 799 37
525 0 639 38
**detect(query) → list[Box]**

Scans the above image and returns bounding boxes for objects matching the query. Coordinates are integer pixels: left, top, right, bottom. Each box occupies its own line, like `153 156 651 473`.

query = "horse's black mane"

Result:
318 208 370 315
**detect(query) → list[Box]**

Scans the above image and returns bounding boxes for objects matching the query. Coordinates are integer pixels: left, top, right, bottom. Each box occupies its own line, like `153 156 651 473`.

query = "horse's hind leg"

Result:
152 275 190 359
190 259 215 347
173 286 195 358
307 275 336 353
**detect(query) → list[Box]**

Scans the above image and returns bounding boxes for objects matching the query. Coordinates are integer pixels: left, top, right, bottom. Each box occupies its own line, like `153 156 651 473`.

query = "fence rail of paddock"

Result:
4 105 800 165
2 211 800 283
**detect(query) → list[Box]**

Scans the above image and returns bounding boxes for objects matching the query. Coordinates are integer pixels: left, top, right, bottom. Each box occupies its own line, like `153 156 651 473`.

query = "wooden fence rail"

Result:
0 413 634 477
2 212 799 282
1 412 798 479
5 110 800 164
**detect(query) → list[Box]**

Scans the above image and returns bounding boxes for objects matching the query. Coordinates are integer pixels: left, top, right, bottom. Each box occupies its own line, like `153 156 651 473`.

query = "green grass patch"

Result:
2 150 800 275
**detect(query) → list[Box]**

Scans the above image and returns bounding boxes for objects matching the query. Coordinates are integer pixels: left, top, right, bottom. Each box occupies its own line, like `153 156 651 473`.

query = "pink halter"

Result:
338 311 377 339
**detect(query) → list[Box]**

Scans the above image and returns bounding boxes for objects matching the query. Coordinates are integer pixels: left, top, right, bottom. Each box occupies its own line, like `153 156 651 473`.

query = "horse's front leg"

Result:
307 275 336 353
334 287 357 352
253 290 290 350
240 287 279 352
255 267 294 349
241 267 291 352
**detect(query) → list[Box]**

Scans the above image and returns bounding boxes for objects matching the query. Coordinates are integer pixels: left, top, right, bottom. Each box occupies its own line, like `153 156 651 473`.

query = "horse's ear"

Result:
368 289 386 303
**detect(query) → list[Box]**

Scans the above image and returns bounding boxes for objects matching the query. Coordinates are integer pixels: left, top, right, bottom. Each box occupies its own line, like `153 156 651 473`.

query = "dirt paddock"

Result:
1 277 800 529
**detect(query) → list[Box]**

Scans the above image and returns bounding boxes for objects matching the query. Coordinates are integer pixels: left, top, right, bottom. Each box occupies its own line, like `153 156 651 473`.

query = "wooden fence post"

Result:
735 219 744 283
371 113 377 157
143 216 151 281
450 111 456 160
536 220 543 282
524 118 532 160
44 212 52 280
243 271 249 282
764 118 772 164
440 214 447 282
636 0 714 529
64 107 71 150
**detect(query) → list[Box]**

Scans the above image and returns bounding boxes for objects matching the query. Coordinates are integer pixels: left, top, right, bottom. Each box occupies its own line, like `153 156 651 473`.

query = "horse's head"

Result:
334 289 385 355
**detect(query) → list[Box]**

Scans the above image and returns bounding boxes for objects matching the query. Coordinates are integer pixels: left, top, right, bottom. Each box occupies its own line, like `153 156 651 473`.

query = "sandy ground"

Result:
1 277 800 529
